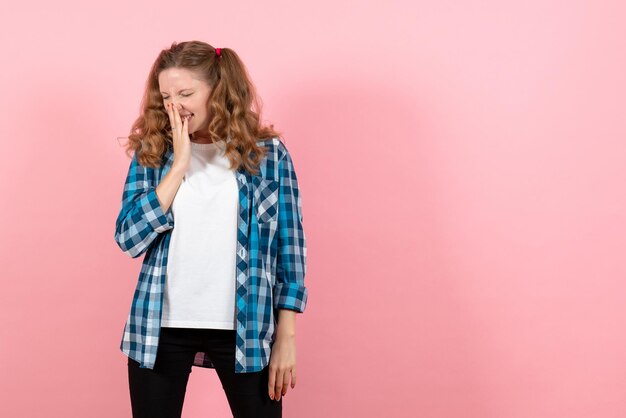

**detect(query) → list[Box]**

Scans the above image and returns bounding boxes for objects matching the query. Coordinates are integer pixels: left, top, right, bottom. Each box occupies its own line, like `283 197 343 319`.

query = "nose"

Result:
170 102 185 113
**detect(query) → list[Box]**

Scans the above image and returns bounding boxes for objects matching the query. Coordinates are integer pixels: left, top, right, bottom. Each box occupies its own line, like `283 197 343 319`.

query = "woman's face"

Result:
158 67 212 135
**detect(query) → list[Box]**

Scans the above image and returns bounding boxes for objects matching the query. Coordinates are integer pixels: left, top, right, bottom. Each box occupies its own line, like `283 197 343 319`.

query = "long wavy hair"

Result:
123 41 282 175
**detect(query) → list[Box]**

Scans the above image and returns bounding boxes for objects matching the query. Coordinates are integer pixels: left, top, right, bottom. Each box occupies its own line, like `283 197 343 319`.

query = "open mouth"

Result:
181 113 194 122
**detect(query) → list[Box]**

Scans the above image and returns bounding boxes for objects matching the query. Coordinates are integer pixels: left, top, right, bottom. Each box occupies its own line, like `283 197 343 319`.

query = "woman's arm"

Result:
269 309 298 401
113 154 185 258
155 164 186 213
276 309 297 337
267 141 308 402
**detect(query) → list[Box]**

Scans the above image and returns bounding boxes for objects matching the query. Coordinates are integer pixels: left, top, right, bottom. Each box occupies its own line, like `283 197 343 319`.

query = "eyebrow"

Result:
160 88 192 95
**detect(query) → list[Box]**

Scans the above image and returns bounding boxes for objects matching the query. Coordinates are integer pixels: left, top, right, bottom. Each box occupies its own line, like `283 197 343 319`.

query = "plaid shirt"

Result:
114 137 307 373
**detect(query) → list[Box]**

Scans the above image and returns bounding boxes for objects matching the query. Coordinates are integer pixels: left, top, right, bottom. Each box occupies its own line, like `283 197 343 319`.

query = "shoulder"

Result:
255 136 291 162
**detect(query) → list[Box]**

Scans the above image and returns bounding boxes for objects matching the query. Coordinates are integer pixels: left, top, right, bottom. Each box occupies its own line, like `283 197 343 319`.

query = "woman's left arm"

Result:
269 309 298 401
268 142 308 401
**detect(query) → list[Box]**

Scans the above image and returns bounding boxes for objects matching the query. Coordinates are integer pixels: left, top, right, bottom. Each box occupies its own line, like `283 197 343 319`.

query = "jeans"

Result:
127 327 282 418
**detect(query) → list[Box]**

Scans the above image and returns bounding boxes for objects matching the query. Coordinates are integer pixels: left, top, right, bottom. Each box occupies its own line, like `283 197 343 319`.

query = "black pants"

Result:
127 327 282 418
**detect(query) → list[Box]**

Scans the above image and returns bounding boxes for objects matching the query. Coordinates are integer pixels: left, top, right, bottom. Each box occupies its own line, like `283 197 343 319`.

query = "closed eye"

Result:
163 93 193 100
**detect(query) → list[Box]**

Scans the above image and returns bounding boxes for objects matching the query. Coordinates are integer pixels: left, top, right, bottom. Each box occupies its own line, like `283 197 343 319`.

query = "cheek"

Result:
196 105 210 117
191 99 205 113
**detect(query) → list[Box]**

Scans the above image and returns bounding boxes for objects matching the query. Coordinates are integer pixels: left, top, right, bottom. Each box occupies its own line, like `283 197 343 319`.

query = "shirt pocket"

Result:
253 177 279 224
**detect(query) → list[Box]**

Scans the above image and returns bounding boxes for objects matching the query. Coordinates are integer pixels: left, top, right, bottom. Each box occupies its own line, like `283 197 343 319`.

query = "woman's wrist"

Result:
276 309 297 337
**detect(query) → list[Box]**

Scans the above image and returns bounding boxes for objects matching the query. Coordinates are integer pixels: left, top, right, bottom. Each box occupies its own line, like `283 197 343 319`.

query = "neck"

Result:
190 130 213 144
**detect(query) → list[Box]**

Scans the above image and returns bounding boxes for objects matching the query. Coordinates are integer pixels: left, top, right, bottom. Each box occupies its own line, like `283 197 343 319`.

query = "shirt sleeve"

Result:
273 142 308 313
114 152 174 259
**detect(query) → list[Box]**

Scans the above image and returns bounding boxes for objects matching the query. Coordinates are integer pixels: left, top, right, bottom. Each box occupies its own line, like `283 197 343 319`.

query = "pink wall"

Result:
1 1 625 417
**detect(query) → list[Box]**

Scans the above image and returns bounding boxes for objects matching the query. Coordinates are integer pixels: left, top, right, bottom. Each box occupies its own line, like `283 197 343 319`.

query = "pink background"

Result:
1 1 625 417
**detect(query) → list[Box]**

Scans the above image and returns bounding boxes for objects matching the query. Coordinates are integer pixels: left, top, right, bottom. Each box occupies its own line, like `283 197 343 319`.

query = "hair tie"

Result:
215 48 222 58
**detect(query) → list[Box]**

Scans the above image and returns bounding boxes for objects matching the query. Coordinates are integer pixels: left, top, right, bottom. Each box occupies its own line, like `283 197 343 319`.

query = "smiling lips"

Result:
180 113 194 122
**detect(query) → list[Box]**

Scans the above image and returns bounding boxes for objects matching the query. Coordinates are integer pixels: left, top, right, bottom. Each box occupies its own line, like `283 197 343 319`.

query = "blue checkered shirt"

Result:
114 137 308 373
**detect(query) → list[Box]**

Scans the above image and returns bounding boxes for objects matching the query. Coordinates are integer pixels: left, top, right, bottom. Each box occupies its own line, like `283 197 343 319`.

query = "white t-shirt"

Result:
161 140 238 329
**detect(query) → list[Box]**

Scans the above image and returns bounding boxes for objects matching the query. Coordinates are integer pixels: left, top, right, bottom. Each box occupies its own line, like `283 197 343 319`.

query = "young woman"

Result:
114 40 308 418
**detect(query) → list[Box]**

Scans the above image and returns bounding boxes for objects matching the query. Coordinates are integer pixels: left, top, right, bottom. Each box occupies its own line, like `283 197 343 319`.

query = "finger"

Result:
166 103 175 130
169 103 178 133
291 367 296 389
167 104 178 137
173 104 182 133
275 369 284 401
268 365 276 400
182 112 189 136
282 370 291 396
